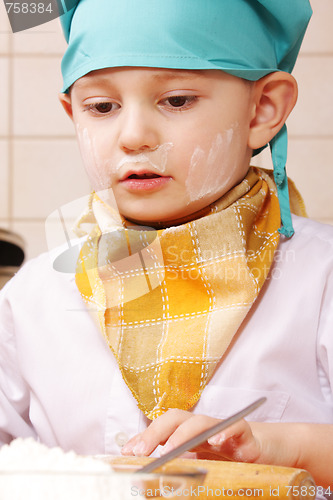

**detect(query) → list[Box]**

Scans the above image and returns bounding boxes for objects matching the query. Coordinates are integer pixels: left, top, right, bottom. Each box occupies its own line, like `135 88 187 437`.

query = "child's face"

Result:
67 67 254 224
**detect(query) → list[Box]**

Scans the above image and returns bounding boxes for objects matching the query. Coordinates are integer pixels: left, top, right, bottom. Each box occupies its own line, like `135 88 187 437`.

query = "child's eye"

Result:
84 101 120 115
159 95 197 110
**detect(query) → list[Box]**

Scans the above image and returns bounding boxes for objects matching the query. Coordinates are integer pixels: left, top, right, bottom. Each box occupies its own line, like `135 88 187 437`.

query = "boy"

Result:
0 0 332 490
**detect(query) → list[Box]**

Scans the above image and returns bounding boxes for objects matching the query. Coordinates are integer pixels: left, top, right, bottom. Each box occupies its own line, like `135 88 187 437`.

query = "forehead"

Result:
72 67 225 90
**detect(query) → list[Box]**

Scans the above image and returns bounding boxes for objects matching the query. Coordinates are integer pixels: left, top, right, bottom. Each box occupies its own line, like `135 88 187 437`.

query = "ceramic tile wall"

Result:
256 0 333 227
0 0 332 261
0 1 89 260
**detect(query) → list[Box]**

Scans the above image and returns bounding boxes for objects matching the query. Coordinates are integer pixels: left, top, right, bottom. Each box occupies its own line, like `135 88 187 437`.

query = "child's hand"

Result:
121 408 261 463
121 410 333 488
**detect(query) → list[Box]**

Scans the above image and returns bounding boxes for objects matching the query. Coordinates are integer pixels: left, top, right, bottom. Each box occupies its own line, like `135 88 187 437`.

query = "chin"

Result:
118 206 173 225
124 214 168 227
117 199 203 227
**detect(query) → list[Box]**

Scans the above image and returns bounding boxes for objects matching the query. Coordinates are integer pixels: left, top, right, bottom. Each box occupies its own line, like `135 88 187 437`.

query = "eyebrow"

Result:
74 69 205 89
149 70 205 82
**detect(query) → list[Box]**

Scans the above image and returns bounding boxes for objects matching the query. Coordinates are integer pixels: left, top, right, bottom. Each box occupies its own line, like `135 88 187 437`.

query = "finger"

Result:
207 418 250 446
122 408 193 457
161 414 221 455
121 433 144 456
207 419 260 462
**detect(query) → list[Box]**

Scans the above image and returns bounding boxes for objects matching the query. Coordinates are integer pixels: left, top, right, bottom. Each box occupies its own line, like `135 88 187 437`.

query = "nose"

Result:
118 105 159 153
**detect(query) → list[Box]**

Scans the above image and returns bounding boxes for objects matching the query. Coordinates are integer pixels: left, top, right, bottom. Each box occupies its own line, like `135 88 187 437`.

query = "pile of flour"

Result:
0 438 128 500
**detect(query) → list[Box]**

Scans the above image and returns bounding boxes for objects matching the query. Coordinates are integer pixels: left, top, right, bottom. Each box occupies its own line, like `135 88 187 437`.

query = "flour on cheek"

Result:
185 127 238 202
76 125 110 190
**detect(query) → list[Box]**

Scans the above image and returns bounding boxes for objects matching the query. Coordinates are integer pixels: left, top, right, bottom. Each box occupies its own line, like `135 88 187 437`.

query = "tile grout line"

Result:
0 135 76 140
289 135 333 140
0 51 64 57
7 31 13 230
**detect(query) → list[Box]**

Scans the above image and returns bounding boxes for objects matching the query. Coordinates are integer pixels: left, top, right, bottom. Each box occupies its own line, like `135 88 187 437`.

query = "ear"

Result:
58 92 74 120
248 72 298 150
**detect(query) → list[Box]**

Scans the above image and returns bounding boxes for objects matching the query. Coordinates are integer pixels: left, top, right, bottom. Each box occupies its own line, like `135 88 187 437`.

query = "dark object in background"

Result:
0 229 25 289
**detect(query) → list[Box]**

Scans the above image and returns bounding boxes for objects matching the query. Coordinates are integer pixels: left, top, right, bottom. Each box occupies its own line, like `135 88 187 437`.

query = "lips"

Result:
120 169 163 181
120 169 171 191
127 172 162 180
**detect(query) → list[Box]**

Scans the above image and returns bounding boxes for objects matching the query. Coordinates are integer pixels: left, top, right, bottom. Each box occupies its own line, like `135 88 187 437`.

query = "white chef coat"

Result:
0 215 333 457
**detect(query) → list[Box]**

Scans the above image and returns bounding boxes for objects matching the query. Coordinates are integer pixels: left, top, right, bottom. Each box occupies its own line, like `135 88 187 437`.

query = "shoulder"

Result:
0 244 86 340
267 216 333 306
262 216 333 303
292 215 333 244
281 215 333 264
0 244 78 303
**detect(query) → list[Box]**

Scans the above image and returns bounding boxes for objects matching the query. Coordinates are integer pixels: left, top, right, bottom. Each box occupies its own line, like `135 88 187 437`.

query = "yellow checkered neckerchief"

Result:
75 167 306 419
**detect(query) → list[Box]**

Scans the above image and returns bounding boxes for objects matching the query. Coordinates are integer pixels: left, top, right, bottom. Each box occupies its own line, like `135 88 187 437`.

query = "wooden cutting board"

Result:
107 455 316 499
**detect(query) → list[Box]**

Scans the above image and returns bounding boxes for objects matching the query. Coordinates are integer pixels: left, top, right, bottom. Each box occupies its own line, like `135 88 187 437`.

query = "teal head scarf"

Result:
59 0 312 237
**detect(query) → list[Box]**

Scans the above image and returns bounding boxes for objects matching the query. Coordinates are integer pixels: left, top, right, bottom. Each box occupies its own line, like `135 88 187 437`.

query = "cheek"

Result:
185 126 242 202
76 125 112 190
